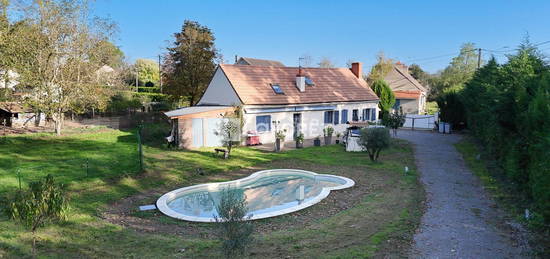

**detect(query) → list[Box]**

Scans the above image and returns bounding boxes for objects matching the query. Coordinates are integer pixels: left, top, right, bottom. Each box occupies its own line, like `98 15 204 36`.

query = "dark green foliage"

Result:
428 43 480 100
4 174 68 255
215 188 254 258
164 20 219 105
436 90 466 129
459 41 550 227
358 127 391 161
408 64 430 86
370 79 395 114
383 108 406 136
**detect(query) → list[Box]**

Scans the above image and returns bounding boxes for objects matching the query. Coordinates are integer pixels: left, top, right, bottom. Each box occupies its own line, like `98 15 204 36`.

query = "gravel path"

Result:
396 130 530 258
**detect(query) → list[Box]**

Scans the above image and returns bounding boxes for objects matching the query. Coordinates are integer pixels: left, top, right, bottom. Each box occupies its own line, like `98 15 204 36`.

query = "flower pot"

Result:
313 139 321 146
275 138 284 152
324 136 332 145
295 141 303 149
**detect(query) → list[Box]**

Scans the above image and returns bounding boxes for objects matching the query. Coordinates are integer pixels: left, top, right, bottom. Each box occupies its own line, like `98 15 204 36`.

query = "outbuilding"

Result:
0 102 45 128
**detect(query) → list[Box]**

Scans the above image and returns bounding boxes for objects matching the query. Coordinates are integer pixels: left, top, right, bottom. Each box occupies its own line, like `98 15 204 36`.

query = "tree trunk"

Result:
54 112 63 135
92 107 95 118
32 231 36 258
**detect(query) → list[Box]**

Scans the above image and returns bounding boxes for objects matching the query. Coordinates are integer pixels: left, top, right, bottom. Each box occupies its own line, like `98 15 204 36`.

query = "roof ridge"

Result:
393 65 427 92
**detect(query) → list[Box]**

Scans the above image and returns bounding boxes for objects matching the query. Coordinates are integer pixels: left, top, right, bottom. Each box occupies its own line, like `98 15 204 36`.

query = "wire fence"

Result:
2 128 145 193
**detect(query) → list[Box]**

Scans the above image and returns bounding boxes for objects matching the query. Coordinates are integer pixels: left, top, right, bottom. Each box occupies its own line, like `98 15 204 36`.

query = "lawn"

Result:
0 127 423 258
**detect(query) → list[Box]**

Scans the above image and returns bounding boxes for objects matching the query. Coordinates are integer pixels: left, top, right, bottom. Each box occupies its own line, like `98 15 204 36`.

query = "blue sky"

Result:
93 0 550 73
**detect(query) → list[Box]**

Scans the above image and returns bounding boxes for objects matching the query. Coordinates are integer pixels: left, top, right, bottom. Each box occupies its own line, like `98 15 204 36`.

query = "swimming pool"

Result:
156 169 354 222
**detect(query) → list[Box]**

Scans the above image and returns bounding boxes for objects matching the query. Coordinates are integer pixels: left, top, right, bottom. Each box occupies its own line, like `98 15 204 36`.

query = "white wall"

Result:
242 102 379 144
402 114 436 129
197 67 241 106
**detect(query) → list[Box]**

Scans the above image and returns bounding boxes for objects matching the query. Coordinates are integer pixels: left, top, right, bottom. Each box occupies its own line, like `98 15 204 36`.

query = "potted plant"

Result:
335 132 341 144
275 129 286 152
313 136 321 146
323 126 334 145
294 132 304 148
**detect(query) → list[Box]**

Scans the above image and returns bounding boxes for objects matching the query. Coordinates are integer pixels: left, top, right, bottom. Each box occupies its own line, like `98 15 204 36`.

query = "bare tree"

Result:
318 57 335 68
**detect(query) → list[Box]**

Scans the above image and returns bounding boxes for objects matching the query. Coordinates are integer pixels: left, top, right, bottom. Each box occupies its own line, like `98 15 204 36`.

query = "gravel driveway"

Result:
396 130 530 258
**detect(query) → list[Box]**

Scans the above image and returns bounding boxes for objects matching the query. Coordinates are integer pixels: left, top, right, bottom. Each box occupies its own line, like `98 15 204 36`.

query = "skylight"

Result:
305 77 315 86
271 84 284 94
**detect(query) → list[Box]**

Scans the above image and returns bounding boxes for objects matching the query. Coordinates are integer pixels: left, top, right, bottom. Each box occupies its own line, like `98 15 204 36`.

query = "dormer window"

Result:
305 77 315 86
271 83 284 94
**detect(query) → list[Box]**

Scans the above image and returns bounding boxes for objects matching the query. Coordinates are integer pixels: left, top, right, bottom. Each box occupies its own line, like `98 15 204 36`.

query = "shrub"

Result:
358 127 391 161
215 118 241 158
4 174 69 256
215 188 254 258
323 126 334 137
383 107 406 136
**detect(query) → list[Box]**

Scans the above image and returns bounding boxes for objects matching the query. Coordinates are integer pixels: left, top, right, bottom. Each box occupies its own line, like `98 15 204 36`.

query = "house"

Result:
235 57 286 67
165 62 380 148
0 102 45 127
384 62 428 114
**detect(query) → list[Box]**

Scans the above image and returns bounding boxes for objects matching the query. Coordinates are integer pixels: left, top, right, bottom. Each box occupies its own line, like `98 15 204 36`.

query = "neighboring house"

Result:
165 62 379 148
235 57 286 67
384 62 428 114
0 102 45 127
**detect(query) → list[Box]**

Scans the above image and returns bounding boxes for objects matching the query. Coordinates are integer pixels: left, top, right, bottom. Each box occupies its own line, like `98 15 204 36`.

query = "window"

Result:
371 109 377 121
324 111 334 124
363 109 370 121
305 77 315 86
341 110 348 124
256 115 271 132
352 109 359 121
271 84 284 94
393 99 401 110
333 111 339 125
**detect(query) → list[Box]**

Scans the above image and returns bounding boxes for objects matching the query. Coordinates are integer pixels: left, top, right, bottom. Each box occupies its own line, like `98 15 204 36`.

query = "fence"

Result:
3 128 145 194
402 114 438 130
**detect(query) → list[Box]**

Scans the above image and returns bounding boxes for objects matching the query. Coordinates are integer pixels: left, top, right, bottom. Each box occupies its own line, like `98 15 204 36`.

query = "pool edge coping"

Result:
156 169 355 222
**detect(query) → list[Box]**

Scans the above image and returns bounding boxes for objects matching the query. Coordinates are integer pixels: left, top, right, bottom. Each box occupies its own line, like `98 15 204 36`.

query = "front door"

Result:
293 113 302 139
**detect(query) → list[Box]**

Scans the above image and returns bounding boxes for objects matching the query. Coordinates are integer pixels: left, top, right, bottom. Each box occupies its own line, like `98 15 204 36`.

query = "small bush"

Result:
215 188 254 258
358 127 391 161
4 174 69 256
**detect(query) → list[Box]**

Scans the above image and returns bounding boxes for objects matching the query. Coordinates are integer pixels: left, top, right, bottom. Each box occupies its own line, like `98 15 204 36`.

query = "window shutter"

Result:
334 111 339 125
324 111 329 124
365 109 371 121
371 109 376 121
341 110 348 124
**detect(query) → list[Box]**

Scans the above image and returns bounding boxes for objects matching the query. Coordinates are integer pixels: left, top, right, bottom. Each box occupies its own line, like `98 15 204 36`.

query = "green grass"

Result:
0 128 423 258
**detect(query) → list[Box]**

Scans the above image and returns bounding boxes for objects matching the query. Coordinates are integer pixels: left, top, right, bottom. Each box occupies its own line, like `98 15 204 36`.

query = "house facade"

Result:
384 62 428 114
165 62 379 148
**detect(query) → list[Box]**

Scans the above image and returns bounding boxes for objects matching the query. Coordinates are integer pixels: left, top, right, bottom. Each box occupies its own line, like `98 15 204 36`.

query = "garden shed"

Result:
164 106 235 149
0 102 45 128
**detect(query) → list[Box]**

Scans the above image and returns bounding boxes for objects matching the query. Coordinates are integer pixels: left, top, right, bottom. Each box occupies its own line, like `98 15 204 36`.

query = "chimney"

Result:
396 61 408 73
351 62 362 79
296 66 306 92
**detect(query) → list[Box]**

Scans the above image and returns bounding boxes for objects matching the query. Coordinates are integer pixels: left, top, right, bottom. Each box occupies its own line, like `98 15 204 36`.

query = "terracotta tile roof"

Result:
394 90 421 99
219 64 379 105
385 65 428 93
237 57 285 67
0 102 30 113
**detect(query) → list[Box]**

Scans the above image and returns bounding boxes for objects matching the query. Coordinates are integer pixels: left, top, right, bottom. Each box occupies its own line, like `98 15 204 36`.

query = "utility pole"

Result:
477 48 482 69
158 55 163 93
